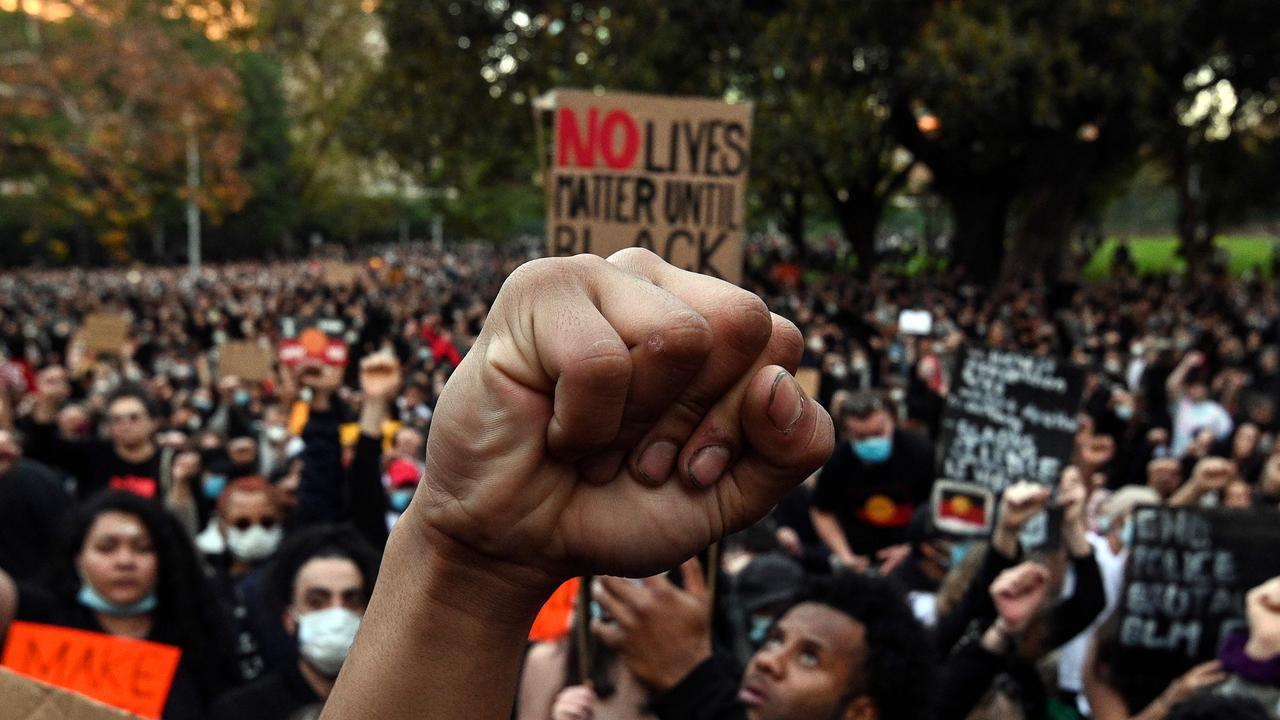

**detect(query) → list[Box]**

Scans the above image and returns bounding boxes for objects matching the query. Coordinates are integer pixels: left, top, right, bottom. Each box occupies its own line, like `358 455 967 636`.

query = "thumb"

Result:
680 555 708 599
721 366 834 534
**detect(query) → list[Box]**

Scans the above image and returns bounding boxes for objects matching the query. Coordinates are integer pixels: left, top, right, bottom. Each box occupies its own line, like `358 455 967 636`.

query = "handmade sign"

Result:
545 89 753 284
322 262 361 288
530 578 582 643
934 348 1083 544
218 341 274 381
0 666 136 720
82 313 130 356
1113 506 1280 693
1 622 181 719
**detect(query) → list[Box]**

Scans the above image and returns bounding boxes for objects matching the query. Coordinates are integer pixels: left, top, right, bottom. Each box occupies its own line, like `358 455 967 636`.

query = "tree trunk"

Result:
1006 185 1080 283
783 185 807 260
834 201 880 276
948 190 1012 286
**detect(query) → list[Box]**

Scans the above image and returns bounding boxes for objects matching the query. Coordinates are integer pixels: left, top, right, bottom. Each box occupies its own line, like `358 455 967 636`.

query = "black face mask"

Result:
230 462 259 479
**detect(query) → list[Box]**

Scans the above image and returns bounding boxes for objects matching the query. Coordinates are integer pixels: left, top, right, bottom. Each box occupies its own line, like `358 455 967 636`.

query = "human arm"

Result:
321 250 834 720
938 562 1051 718
1165 351 1203 400
934 483 1047 653
293 364 346 527
1168 457 1235 508
348 353 402 549
810 508 868 571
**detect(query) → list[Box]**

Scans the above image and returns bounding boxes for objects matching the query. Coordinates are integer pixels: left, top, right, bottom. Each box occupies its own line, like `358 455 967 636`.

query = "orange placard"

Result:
2 621 182 719
529 578 580 643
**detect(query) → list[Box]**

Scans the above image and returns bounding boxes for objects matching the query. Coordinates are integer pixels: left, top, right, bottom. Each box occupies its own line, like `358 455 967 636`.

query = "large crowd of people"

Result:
1 241 1280 720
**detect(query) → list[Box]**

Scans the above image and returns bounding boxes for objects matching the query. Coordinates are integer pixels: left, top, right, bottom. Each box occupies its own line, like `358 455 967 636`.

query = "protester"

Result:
0 491 237 719
810 391 935 573
208 526 379 720
3 240 1280 718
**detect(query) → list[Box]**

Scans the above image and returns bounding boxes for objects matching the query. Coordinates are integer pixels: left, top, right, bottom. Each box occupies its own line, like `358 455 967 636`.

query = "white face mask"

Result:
295 607 362 677
224 524 283 562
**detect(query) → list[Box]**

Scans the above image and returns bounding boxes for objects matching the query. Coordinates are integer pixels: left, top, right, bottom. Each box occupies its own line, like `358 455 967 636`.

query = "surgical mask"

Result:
202 474 227 500
77 583 157 617
748 615 772 646
193 397 213 412
225 524 283 562
949 542 971 569
1120 516 1135 547
295 607 362 677
265 425 288 444
853 436 892 464
234 389 251 406
389 489 414 513
1115 405 1134 421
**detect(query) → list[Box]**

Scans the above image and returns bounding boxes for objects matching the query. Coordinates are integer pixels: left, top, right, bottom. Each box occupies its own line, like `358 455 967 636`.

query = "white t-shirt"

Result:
1058 533 1128 715
1172 397 1233 456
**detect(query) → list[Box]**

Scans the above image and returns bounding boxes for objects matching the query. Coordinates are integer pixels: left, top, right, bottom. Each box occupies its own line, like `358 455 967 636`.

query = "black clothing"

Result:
0 458 70 580
22 420 161 501
208 662 323 720
812 429 936 557
936 549 1107 719
14 583 210 720
650 653 745 720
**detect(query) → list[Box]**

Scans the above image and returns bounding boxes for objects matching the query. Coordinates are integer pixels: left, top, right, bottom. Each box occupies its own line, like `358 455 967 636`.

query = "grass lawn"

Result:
1083 235 1277 280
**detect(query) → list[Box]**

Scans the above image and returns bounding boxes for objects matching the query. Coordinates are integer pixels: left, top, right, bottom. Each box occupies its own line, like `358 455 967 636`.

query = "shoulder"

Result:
208 672 290 720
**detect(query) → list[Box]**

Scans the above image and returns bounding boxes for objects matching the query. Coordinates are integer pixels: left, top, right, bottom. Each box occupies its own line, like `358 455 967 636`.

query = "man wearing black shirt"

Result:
0 429 69 580
810 393 936 572
209 527 379 720
24 369 162 500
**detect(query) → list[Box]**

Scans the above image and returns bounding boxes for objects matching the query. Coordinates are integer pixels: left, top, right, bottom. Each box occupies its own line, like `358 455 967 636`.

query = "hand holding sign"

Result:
991 562 1051 633
1157 661 1227 710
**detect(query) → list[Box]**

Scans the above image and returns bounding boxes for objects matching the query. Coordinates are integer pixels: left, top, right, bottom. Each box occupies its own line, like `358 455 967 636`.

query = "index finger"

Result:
678 555 707 598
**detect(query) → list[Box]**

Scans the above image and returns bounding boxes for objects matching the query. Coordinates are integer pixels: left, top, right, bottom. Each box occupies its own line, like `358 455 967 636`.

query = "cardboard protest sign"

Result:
1 622 181 719
794 367 822 401
546 89 752 284
0 666 137 720
322 262 361 288
278 327 349 368
934 348 1084 544
1115 506 1280 689
218 341 274 381
82 313 130 356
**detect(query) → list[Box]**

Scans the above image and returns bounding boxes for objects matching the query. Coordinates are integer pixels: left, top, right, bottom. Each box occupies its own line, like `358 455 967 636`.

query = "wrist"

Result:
1244 636 1280 661
648 643 713 693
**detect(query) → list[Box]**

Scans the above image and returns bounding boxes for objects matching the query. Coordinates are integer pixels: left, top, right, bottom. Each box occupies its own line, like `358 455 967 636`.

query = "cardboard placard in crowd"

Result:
1115 506 1280 688
529 578 581 643
545 89 753 284
321 262 361 288
794 367 822 401
933 348 1084 544
1 622 181 719
218 341 274 381
81 313 130 356
0 666 137 720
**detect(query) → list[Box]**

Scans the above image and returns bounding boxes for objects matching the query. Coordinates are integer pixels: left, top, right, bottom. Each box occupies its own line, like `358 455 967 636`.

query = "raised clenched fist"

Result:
409 250 835 586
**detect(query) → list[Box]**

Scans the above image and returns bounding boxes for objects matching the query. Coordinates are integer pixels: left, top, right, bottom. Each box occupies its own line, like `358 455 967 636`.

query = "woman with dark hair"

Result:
0 490 237 719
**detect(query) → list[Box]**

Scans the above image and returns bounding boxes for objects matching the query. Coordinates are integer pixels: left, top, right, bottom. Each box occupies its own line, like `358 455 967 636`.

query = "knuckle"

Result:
717 294 772 357
766 315 805 367
650 310 713 363
608 246 661 268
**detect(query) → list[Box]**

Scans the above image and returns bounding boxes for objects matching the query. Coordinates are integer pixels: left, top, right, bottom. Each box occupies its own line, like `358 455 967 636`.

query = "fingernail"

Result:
688 445 731 489
636 440 677 484
767 370 805 433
